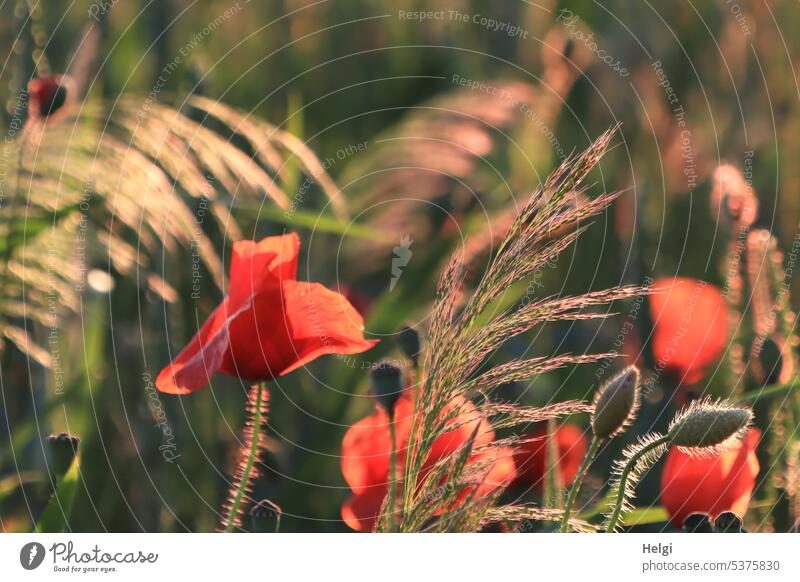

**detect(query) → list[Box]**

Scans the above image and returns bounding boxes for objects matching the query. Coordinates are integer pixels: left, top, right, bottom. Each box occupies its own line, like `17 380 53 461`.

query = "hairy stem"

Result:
560 436 601 532
222 383 266 532
606 435 670 532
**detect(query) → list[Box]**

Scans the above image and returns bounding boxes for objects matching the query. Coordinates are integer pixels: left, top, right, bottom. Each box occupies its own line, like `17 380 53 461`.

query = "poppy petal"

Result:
650 277 728 384
229 233 299 307
277 281 378 376
341 489 387 532
660 428 760 526
155 298 235 394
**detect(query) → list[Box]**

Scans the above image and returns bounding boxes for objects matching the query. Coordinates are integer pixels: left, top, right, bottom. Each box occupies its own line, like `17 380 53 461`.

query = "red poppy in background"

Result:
340 394 516 531
512 423 588 490
660 428 760 526
156 233 377 394
649 277 728 385
27 76 70 121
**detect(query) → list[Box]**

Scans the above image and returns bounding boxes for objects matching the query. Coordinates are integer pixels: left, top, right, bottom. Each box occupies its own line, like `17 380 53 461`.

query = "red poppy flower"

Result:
27 76 70 120
156 233 377 394
340 394 516 531
512 423 588 490
660 428 760 526
649 277 728 385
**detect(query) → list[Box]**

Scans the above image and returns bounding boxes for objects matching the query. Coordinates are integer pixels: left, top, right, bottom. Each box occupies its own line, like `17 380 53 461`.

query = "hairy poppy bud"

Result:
370 362 403 415
683 513 713 533
591 366 640 439
714 511 745 533
47 432 79 477
668 399 752 450
249 499 282 533
396 325 421 365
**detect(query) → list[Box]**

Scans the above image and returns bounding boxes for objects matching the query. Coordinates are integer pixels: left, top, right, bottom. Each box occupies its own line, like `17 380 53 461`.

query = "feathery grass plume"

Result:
0 93 343 364
219 384 270 532
667 398 752 454
591 366 641 439
378 127 646 532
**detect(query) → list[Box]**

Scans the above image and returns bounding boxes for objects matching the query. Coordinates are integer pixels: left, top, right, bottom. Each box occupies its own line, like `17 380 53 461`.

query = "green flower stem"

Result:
605 435 670 533
559 436 601 532
223 384 265 533
387 413 398 532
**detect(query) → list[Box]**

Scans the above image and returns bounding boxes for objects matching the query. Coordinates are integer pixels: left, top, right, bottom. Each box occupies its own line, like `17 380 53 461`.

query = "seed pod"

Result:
591 366 640 439
370 362 403 415
249 499 282 533
668 399 752 451
683 513 713 533
714 511 745 533
396 325 421 365
47 432 80 477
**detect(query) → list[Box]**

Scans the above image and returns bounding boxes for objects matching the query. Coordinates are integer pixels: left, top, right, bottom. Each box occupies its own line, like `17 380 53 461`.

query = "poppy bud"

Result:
370 362 403 415
714 511 745 533
396 325 421 365
47 432 79 477
249 499 282 533
667 399 752 450
755 338 783 385
682 513 713 533
591 366 640 439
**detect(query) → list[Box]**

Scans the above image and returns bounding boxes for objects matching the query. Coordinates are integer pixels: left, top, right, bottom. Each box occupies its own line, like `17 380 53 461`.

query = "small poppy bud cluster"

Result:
249 499 282 533
683 511 746 533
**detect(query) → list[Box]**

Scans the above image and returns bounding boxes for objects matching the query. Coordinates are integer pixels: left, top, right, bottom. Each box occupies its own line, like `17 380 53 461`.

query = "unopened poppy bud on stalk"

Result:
47 432 80 477
396 325 421 365
591 366 640 439
667 399 753 450
249 499 282 533
370 362 403 416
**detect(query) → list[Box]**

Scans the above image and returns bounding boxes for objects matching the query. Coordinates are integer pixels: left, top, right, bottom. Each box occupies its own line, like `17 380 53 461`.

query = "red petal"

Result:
341 488 387 532
513 424 588 489
660 428 760 526
650 277 728 384
155 298 234 394
276 281 378 376
341 407 393 495
228 233 299 308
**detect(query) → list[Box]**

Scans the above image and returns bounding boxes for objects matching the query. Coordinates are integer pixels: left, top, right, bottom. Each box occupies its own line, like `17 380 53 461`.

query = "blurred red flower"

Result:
660 428 760 526
156 233 377 394
340 393 516 531
649 277 728 385
512 423 588 490
27 76 70 121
